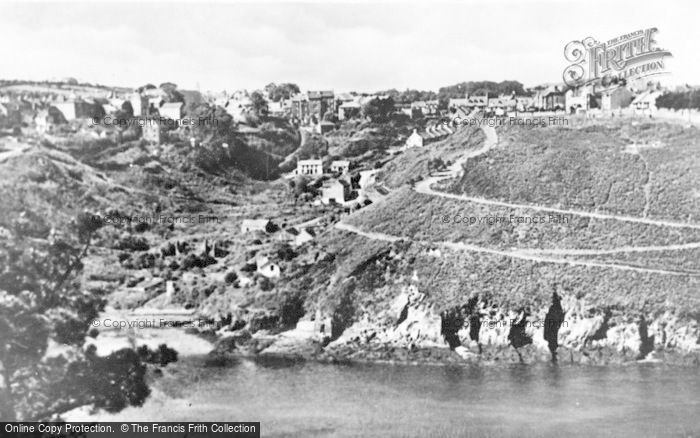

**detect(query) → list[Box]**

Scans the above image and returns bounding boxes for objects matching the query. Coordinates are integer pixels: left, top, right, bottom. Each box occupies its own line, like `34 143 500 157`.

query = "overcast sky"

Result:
0 0 697 93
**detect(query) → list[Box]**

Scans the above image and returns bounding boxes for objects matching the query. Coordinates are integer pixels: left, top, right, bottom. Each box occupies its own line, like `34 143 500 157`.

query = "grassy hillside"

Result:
346 187 700 256
377 127 485 188
287 228 700 322
446 122 700 223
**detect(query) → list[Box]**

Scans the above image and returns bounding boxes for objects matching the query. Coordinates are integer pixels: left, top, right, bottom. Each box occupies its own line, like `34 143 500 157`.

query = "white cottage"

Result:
405 129 424 148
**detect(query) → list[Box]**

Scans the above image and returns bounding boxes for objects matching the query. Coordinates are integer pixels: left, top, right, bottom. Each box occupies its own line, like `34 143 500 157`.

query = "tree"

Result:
185 102 234 141
250 91 269 117
159 82 185 103
323 110 338 123
361 96 395 122
0 212 173 421
264 83 300 102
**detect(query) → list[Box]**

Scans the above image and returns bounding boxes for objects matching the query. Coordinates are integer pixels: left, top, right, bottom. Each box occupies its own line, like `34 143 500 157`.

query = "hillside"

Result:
243 119 700 365
448 121 700 223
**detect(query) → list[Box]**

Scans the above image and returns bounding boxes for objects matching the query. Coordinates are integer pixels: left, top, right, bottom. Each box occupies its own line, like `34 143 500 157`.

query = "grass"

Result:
448 121 700 223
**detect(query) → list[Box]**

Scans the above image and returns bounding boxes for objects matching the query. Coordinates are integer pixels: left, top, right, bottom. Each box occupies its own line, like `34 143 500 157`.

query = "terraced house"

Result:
291 90 335 124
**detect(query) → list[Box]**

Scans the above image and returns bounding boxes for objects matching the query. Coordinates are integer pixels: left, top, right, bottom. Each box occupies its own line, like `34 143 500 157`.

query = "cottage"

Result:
601 87 633 112
241 219 272 234
487 96 514 115
410 100 439 118
405 129 424 148
513 96 534 112
129 93 149 117
338 100 361 120
565 84 597 113
296 159 323 176
255 256 281 278
318 121 335 134
631 91 662 115
321 180 348 204
330 160 350 174
295 227 315 246
543 87 566 110
278 226 316 246
159 102 184 121
34 110 54 134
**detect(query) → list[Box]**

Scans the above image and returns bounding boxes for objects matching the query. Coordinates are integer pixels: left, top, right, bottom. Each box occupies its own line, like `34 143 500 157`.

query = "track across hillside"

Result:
336 125 700 276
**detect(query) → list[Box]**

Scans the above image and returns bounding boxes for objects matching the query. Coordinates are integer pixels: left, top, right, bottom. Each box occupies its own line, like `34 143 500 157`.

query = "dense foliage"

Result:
0 213 174 420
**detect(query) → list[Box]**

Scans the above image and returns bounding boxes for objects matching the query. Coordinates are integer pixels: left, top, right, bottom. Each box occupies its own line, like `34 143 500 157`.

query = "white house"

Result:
241 219 271 234
296 159 323 176
255 256 281 278
52 102 77 120
330 160 350 174
321 180 347 204
632 91 662 116
295 228 315 246
405 129 424 148
159 102 184 121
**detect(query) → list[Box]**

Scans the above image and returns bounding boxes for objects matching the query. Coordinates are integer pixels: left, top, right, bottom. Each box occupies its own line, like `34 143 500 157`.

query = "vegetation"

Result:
0 213 175 420
448 122 700 222
264 83 300 102
657 89 700 110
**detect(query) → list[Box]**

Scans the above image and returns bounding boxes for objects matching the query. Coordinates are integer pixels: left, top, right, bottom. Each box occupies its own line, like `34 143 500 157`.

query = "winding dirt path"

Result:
336 125 700 275
416 126 700 230
334 222 694 276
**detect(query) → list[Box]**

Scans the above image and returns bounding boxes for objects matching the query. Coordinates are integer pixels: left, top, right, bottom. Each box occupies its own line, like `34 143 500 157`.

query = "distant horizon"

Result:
0 76 686 97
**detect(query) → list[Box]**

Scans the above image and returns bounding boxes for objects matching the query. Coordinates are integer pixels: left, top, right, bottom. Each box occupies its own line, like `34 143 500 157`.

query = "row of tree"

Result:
656 90 700 111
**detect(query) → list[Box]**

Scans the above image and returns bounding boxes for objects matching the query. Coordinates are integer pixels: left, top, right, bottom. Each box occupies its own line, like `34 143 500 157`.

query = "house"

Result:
317 121 335 134
268 101 285 117
102 103 118 115
448 97 470 116
291 91 335 124
512 96 534 112
487 95 516 115
51 101 77 120
34 110 55 134
565 84 598 113
255 256 281 279
601 87 634 112
631 91 662 115
129 92 149 117
278 226 316 246
51 99 105 121
330 160 350 174
295 159 323 176
338 100 361 120
321 179 348 204
308 91 335 122
410 100 439 118
405 129 424 148
241 219 272 234
159 102 184 121
294 227 315 246
543 86 566 110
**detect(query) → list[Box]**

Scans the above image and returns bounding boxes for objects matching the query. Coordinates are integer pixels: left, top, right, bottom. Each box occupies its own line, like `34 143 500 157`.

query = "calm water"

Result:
69 353 700 438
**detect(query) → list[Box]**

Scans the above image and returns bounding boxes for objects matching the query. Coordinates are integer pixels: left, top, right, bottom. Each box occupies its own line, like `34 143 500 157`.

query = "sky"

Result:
0 0 697 93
